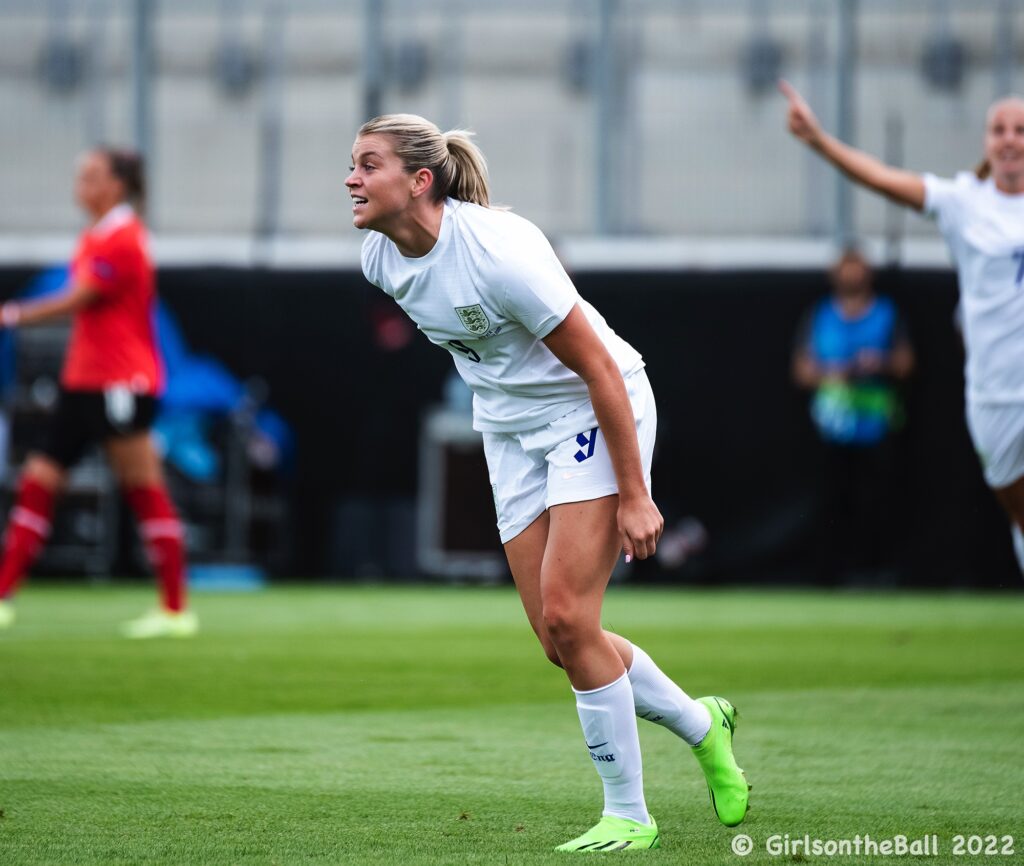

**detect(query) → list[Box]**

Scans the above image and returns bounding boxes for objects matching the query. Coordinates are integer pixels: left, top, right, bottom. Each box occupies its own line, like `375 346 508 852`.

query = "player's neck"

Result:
386 201 445 258
993 172 1024 195
86 199 127 226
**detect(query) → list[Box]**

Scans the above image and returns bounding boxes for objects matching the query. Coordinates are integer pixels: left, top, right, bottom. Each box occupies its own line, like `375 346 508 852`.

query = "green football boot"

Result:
556 815 660 852
692 696 749 827
121 608 199 639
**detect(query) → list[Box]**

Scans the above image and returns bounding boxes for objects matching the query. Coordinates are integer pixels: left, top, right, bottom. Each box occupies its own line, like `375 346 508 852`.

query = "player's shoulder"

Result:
811 297 834 320
448 200 551 275
871 294 899 322
929 170 984 198
951 171 988 196
112 220 146 250
923 170 985 221
92 214 147 260
449 200 547 249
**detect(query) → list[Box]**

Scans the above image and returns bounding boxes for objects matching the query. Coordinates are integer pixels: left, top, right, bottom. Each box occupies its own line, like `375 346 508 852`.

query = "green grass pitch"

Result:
0 586 1021 865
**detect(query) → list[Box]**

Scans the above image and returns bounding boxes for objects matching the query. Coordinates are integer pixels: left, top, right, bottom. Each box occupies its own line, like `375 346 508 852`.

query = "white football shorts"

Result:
482 369 657 544
965 401 1024 489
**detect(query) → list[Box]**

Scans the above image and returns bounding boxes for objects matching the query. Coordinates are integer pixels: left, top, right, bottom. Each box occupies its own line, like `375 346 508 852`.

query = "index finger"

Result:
777 78 800 102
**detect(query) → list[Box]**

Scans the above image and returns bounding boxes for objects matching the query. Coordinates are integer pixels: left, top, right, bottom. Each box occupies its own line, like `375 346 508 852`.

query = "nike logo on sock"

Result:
585 741 608 750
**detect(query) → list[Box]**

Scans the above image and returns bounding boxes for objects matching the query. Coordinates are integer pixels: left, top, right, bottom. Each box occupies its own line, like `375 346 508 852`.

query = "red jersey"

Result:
63 205 163 395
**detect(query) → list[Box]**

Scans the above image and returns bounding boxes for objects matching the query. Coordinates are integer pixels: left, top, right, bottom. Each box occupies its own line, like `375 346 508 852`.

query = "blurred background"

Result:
0 0 1021 588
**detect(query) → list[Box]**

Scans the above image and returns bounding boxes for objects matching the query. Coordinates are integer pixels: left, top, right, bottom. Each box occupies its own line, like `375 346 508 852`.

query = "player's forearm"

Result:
815 132 887 188
794 353 849 388
585 367 648 501
793 352 824 389
888 345 916 379
3 288 93 328
813 132 925 209
3 298 72 328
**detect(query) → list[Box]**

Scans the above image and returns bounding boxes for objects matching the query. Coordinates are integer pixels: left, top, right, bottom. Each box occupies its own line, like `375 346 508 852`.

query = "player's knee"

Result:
23 455 64 492
1008 498 1024 528
541 596 585 647
114 462 162 489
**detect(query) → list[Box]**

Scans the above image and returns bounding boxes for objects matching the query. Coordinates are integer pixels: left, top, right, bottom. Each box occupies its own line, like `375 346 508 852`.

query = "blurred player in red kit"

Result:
0 147 196 638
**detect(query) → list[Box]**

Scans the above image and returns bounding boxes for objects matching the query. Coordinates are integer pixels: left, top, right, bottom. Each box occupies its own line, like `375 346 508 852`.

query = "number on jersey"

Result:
1014 247 1024 288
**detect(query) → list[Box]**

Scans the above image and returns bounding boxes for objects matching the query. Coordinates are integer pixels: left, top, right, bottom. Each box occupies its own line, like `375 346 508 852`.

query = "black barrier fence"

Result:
0 265 1018 588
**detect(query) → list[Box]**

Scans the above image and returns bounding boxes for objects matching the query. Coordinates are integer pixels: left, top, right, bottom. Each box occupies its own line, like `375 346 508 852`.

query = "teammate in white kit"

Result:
347 114 748 852
780 81 1024 576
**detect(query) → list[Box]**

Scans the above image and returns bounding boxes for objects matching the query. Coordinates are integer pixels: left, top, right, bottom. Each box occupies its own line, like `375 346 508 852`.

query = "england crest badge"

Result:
455 304 490 336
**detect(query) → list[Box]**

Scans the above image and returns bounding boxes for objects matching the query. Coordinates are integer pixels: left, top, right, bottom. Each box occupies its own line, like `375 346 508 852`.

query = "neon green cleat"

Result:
692 696 749 827
121 608 198 639
556 815 660 852
0 600 14 629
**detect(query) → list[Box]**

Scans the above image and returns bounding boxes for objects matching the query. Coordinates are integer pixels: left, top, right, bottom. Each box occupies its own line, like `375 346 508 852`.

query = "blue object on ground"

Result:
188 563 267 592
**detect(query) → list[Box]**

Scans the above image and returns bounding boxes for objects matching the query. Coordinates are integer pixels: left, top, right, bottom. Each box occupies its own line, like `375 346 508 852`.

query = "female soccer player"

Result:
0 147 196 638
780 81 1024 576
347 115 748 851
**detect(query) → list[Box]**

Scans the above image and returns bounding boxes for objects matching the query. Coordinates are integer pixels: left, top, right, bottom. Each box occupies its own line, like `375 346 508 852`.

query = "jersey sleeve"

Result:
922 173 955 218
491 232 579 339
922 171 975 239
77 232 139 297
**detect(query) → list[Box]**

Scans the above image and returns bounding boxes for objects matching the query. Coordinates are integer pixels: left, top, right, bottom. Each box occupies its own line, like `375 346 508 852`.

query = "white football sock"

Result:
573 671 650 825
1013 524 1024 576
627 643 712 746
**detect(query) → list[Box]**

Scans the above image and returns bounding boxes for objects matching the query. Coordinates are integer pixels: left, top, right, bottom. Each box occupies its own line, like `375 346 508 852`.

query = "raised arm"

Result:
779 79 927 211
543 304 663 560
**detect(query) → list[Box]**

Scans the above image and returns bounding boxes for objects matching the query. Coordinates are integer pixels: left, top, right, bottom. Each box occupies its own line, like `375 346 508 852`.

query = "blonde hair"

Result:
357 114 490 207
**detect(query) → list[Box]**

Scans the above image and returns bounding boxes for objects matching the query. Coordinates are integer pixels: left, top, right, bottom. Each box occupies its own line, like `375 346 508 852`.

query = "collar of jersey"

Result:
395 199 454 267
90 203 135 238
829 296 878 324
986 176 1024 204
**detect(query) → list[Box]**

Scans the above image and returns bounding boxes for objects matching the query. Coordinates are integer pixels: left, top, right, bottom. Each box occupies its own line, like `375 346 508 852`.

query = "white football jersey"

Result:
361 199 643 432
924 172 1024 405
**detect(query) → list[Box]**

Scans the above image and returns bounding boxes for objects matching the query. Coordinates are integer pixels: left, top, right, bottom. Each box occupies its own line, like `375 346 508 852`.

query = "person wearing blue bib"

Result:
793 249 915 582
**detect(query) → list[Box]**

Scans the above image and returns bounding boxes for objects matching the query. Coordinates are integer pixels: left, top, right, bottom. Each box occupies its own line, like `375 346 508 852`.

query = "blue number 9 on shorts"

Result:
574 428 599 463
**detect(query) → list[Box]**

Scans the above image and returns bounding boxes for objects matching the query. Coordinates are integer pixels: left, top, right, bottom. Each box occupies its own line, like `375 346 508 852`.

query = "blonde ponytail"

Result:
357 114 490 206
442 130 490 207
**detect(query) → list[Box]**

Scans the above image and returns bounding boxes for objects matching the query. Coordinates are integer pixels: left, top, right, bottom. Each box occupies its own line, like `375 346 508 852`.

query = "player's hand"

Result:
779 79 823 148
618 493 664 562
0 302 20 330
854 349 886 375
